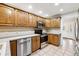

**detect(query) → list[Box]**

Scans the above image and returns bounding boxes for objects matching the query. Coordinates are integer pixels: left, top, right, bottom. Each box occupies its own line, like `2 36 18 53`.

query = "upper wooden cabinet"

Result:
0 4 53 27
28 13 33 27
15 9 28 27
0 4 15 26
28 14 37 27
37 17 43 22
44 19 51 28
51 18 60 28
32 15 37 27
45 18 61 28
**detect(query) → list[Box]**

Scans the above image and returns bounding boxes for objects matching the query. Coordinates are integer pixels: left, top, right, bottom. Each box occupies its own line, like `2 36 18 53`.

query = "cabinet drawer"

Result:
10 40 17 56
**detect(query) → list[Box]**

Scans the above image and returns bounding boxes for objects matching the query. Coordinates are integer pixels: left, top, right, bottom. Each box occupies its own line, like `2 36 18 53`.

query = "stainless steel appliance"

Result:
17 38 31 56
35 21 48 48
74 17 79 56
37 21 44 29
35 29 48 42
61 10 79 56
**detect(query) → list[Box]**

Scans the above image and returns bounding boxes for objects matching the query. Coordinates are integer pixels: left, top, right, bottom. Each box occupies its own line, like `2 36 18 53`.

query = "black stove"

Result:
40 33 48 43
35 28 48 43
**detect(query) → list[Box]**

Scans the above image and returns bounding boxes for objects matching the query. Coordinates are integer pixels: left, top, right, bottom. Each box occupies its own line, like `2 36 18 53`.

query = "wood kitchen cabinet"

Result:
32 36 40 52
0 4 15 26
32 15 37 27
51 18 60 28
15 9 28 27
10 40 17 56
28 13 33 27
37 17 43 21
28 14 37 27
37 17 41 21
48 34 60 46
0 4 49 27
44 19 51 28
48 34 52 43
45 18 60 28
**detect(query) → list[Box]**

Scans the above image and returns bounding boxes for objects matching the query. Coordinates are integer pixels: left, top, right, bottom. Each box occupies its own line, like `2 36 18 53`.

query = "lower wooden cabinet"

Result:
32 36 40 52
48 34 60 46
10 40 17 56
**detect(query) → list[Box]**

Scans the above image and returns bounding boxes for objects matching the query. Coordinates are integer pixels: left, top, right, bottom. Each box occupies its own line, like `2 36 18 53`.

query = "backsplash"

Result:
0 27 34 38
0 27 34 32
0 27 60 38
42 29 47 33
47 28 60 34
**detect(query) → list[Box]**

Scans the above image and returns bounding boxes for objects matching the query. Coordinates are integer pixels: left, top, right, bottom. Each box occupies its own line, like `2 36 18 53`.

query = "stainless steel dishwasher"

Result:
17 37 32 56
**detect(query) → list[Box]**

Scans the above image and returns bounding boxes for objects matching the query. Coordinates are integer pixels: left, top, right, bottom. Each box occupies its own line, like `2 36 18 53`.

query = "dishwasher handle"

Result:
20 39 31 44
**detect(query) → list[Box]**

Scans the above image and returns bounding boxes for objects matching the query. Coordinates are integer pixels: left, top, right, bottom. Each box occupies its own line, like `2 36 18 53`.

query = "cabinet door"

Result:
36 36 40 50
45 19 51 28
25 12 29 27
32 37 37 52
15 10 27 27
32 15 37 27
51 20 54 27
10 40 17 56
32 36 40 52
34 16 38 27
24 12 29 27
37 17 41 21
0 4 14 26
48 34 60 46
55 18 60 28
28 14 38 27
28 14 33 27
48 34 53 43
51 18 60 28
52 19 58 27
53 35 60 45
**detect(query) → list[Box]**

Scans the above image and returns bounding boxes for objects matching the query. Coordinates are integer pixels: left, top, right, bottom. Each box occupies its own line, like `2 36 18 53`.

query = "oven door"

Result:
40 35 48 43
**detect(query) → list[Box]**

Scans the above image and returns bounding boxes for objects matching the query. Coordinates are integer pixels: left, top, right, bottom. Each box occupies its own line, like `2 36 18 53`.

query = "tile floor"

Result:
30 44 75 56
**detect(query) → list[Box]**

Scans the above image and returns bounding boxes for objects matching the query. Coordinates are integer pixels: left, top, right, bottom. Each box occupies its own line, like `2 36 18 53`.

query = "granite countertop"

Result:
0 34 40 42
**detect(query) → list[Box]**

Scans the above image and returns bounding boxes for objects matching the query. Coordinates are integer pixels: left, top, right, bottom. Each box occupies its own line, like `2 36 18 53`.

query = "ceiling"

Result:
6 3 79 18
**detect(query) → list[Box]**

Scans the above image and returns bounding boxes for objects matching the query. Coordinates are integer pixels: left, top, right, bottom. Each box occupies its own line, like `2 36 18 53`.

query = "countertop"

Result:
0 34 40 42
47 32 61 35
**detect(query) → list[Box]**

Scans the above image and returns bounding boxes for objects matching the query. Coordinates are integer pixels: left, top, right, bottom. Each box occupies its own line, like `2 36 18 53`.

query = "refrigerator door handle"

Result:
76 18 79 41
74 18 77 41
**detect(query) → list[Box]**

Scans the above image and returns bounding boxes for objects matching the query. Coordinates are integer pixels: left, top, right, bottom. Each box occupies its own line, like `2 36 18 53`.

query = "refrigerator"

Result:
74 17 79 56
61 11 79 56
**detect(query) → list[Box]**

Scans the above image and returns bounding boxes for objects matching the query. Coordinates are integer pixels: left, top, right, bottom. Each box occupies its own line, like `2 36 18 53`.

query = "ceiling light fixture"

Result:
39 11 43 14
28 5 32 9
54 3 59 6
60 8 63 12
